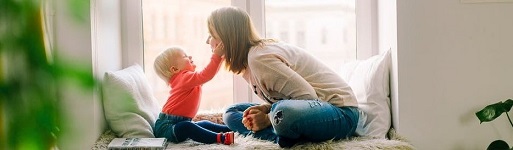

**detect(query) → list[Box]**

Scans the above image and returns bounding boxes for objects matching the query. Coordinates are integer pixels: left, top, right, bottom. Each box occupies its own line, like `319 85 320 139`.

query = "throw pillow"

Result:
102 64 160 138
339 49 391 139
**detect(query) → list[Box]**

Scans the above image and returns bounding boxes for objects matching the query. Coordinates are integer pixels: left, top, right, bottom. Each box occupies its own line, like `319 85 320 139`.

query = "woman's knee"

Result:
269 102 303 126
269 103 302 138
224 103 257 112
223 103 248 128
269 100 333 138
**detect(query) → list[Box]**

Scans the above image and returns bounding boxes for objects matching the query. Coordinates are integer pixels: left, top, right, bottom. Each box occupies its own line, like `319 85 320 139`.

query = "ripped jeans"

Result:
223 100 359 147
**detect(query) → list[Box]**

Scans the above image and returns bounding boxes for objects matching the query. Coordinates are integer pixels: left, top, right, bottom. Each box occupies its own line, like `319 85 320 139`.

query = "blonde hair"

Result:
153 47 182 84
207 7 266 74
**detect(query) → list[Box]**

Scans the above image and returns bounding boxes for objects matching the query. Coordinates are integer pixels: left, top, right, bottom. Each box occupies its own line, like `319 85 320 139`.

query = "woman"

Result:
207 6 360 148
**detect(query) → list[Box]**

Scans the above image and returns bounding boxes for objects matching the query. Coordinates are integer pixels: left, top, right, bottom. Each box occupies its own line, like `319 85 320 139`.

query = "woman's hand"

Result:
242 104 272 132
212 43 225 57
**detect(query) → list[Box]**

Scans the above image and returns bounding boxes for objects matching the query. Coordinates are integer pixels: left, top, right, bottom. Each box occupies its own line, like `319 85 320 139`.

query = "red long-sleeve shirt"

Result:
162 54 222 118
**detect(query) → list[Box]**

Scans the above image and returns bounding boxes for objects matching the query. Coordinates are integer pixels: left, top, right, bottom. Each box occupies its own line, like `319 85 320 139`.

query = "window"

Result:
265 0 356 71
142 0 232 110
133 0 367 111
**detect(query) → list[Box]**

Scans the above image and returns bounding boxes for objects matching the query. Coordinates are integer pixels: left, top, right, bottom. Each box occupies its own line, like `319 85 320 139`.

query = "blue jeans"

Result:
153 113 232 143
223 100 359 148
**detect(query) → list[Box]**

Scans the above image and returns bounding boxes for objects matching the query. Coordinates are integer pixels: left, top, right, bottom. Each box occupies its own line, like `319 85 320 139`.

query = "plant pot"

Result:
487 140 511 150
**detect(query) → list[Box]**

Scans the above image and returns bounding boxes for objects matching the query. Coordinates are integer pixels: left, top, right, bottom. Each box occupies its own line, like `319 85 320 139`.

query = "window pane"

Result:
265 0 356 71
142 0 232 111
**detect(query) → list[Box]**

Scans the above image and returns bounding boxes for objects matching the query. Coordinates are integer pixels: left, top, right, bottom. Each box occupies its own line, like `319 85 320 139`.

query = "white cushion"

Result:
339 49 391 139
102 64 160 138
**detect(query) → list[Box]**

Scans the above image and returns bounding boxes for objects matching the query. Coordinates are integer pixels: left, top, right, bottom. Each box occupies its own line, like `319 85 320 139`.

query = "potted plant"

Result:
476 99 513 150
0 0 95 149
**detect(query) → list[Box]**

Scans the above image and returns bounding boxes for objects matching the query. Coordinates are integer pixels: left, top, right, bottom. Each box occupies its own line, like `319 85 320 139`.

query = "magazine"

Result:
107 138 167 150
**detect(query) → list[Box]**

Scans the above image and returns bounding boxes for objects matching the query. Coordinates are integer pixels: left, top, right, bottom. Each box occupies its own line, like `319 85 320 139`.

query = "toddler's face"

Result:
173 50 196 72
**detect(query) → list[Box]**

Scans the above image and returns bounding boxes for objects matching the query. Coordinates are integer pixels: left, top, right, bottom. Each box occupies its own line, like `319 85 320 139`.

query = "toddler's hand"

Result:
213 43 225 57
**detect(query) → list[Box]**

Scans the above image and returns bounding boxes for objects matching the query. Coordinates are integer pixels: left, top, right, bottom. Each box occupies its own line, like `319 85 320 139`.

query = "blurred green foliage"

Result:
0 0 96 149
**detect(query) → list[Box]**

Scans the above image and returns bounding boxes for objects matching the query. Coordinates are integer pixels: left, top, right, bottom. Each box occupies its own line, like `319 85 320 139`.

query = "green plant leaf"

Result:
476 99 513 123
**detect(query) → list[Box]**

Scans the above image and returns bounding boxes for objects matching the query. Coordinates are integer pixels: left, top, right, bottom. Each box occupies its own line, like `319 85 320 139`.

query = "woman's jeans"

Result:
223 100 359 148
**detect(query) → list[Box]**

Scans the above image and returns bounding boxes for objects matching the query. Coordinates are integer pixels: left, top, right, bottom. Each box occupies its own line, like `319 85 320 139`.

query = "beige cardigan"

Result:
242 42 358 108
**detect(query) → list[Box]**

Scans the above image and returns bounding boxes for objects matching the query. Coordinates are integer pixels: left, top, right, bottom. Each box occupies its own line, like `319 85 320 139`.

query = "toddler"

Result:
152 45 233 145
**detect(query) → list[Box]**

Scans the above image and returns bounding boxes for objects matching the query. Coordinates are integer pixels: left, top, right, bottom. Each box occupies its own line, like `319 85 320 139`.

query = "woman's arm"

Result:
249 52 318 100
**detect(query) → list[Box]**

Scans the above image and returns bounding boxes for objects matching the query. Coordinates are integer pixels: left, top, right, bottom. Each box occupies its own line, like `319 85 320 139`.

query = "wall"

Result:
52 0 97 149
392 1 513 149
52 0 122 149
92 0 122 78
90 0 123 144
377 0 399 134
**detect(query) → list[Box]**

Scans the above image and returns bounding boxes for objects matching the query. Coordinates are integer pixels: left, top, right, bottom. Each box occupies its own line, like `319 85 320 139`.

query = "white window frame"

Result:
120 0 376 104
356 0 379 59
120 0 144 69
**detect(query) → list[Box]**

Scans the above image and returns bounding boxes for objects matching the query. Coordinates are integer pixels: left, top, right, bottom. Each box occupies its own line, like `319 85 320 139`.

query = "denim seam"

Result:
171 124 178 142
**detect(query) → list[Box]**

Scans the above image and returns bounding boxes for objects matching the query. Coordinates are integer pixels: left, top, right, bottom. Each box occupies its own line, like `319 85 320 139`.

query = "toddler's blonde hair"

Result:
153 46 183 84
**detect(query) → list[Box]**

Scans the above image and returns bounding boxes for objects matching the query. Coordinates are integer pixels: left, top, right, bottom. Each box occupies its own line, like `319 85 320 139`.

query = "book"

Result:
107 138 167 150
